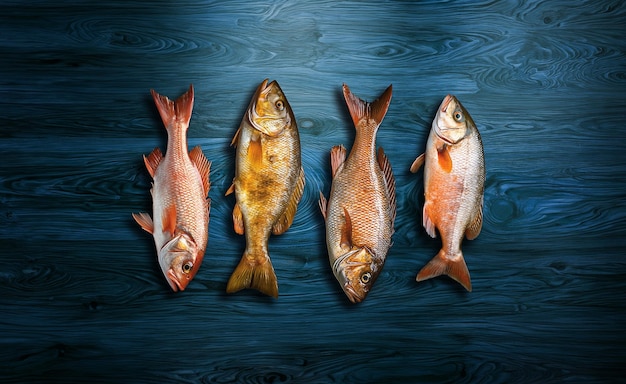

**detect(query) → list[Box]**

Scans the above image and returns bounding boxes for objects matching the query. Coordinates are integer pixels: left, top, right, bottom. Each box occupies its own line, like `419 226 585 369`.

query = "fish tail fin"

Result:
226 251 278 298
342 83 392 129
416 249 472 292
150 84 194 131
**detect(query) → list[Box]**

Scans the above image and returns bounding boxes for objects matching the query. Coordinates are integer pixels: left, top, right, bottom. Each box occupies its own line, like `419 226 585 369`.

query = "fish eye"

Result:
454 111 464 122
360 272 372 284
182 261 193 274
275 100 284 111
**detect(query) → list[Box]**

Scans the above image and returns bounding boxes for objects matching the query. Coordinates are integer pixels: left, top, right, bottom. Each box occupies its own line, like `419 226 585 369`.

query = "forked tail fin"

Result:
342 83 392 130
226 251 278 298
151 85 194 131
416 249 472 291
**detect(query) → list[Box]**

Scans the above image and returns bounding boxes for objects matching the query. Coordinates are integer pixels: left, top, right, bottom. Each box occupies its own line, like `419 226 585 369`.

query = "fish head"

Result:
333 247 380 303
433 95 476 144
248 79 293 137
158 232 203 292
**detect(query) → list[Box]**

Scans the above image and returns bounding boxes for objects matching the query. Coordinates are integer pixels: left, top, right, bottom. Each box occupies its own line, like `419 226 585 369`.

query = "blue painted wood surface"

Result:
1 1 625 382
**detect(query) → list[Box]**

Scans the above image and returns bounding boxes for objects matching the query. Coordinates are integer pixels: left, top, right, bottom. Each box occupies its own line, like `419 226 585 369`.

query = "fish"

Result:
319 83 396 303
225 79 305 298
410 94 485 291
132 85 211 292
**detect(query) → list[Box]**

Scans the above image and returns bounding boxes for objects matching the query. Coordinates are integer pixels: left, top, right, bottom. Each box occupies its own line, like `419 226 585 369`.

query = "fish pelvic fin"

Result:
377 146 396 227
410 153 425 173
189 146 211 197
132 212 154 234
272 167 305 235
150 84 194 131
416 250 472 292
226 251 278 298
342 83 392 129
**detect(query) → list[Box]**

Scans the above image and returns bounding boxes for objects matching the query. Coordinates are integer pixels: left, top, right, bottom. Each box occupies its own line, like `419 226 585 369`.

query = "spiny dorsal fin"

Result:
143 147 163 178
272 167 306 235
189 146 211 196
377 146 397 227
342 83 392 128
151 85 194 130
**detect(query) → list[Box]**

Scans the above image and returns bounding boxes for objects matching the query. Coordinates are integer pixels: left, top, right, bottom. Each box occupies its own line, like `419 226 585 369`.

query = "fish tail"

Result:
226 251 278 298
150 84 194 131
416 249 472 292
342 83 392 129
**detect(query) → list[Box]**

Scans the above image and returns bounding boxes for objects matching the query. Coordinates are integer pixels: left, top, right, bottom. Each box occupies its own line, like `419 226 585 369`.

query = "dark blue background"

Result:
1 1 625 382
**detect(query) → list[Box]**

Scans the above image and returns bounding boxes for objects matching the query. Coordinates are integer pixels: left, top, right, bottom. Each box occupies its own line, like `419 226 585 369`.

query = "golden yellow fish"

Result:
319 84 396 303
410 94 485 291
225 79 305 298
132 85 211 291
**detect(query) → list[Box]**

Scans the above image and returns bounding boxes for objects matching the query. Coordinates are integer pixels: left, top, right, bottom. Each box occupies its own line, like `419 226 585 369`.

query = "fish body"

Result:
319 84 396 303
226 79 305 298
132 85 211 291
410 94 485 291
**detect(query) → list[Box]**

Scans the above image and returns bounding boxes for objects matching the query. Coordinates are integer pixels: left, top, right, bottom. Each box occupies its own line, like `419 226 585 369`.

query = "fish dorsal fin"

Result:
377 146 397 227
143 147 163 178
132 212 154 234
151 85 194 130
247 132 263 167
340 208 353 250
232 202 244 235
465 197 483 240
410 153 425 173
342 83 392 128
162 203 177 236
272 167 306 235
437 143 453 173
318 191 328 221
189 146 211 196
330 145 346 179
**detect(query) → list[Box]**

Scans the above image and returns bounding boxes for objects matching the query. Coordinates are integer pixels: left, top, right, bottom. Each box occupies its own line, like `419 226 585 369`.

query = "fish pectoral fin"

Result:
132 212 154 234
143 148 163 178
232 203 244 235
342 83 392 127
151 84 194 130
247 133 263 166
318 191 328 221
272 167 306 235
377 146 397 225
330 145 347 179
410 153 425 173
422 202 437 238
230 125 241 147
340 207 353 250
416 250 472 292
162 203 177 236
189 146 211 196
437 144 453 173
465 197 484 240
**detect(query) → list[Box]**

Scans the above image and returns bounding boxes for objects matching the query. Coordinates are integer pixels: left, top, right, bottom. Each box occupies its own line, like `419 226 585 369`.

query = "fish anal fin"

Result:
437 144 453 173
377 146 396 225
143 148 163 178
232 203 244 235
247 133 263 166
151 85 194 130
272 167 305 235
318 191 328 221
410 153 425 173
465 197 484 240
132 212 154 234
340 207 353 250
330 145 346 179
226 252 278 298
189 146 211 196
416 250 472 292
162 203 177 236
342 83 392 127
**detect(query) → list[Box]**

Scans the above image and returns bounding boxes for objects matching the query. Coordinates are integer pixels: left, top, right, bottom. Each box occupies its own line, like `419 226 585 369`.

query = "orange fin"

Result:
465 196 484 240
330 145 346 179
422 202 437 238
272 167 305 235
318 191 328 221
416 250 472 292
437 143 453 173
226 252 278 298
340 208 353 250
410 153 425 173
377 146 396 226
143 147 163 178
247 133 263 166
230 125 241 147
132 212 154 234
151 84 194 131
225 181 235 196
342 83 392 128
162 203 177 236
189 146 211 196
232 203 244 235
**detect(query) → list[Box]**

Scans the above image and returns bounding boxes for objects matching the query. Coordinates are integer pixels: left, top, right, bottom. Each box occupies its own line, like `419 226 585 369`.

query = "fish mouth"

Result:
440 94 453 113
342 284 364 303
167 270 184 292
